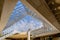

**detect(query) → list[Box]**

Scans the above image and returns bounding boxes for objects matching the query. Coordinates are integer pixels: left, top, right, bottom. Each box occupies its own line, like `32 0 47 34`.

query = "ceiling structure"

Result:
0 0 18 32
3 1 28 30
0 0 60 32
2 1 43 33
0 0 60 39
25 0 60 31
1 0 59 34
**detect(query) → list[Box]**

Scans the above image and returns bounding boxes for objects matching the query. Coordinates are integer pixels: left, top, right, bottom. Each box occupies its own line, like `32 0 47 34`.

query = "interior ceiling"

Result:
45 0 60 24
3 1 27 30
1 1 58 37
0 0 60 32
3 0 43 32
0 0 59 32
0 0 18 32
0 0 60 39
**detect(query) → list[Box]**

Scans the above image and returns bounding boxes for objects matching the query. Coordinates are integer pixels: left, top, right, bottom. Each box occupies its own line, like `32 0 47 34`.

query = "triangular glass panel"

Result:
3 1 28 30
2 0 43 35
1 0 57 37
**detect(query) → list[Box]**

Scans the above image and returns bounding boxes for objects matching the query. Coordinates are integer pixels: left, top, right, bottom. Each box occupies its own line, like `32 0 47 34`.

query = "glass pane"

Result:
2 0 43 35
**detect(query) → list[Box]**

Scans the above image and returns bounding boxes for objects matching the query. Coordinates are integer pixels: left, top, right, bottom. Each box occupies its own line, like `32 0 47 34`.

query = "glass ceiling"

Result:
3 1 28 30
2 1 43 35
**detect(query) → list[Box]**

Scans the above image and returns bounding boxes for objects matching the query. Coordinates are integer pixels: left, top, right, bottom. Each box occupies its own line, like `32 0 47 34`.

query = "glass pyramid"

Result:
2 1 43 35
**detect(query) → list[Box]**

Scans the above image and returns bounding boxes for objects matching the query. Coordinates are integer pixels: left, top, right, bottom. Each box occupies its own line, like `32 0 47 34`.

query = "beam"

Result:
32 30 59 38
0 0 18 32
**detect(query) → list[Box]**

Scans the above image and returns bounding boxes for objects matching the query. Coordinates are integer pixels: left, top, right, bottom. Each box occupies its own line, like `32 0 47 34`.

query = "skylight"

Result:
3 0 43 35
12 15 43 32
4 1 28 30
